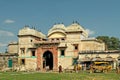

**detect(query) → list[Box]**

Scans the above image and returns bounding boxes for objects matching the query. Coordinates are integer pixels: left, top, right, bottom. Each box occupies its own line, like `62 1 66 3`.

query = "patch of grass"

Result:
0 71 120 80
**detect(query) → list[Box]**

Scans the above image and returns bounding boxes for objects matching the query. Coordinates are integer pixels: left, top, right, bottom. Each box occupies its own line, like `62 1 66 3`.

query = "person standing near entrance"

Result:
59 65 62 73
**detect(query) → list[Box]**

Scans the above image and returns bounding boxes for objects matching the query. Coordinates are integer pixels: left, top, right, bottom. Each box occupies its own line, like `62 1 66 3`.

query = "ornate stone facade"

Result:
9 22 120 71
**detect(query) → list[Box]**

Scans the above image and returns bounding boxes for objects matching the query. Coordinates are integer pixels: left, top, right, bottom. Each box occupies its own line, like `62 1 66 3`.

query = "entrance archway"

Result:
43 51 53 70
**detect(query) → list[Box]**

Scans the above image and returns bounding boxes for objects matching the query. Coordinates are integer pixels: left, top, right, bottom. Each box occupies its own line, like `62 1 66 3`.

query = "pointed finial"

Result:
24 25 29 27
73 21 74 23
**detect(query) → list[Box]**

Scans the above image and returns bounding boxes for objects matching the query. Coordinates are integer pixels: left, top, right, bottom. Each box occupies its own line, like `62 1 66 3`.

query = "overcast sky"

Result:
0 0 120 52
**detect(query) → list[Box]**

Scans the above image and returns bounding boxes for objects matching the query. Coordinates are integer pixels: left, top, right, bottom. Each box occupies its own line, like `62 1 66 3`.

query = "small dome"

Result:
48 24 66 37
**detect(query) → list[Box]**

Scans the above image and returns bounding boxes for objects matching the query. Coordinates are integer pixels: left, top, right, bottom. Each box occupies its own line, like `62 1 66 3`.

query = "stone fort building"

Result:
8 22 120 71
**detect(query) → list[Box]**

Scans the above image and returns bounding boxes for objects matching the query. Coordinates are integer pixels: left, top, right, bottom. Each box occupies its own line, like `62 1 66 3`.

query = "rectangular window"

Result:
51 38 54 42
56 38 60 42
73 44 78 50
75 46 78 50
61 50 65 56
20 48 25 54
21 59 25 65
31 50 35 56
61 38 65 41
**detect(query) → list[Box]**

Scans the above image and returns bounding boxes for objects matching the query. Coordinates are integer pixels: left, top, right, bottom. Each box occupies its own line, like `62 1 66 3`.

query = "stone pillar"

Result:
36 48 42 70
53 47 58 71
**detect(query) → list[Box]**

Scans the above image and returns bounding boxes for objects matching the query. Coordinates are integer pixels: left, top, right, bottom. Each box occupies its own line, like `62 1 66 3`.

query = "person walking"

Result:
59 65 62 73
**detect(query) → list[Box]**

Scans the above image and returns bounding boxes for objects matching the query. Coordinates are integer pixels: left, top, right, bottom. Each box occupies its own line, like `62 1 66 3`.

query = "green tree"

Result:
96 36 120 50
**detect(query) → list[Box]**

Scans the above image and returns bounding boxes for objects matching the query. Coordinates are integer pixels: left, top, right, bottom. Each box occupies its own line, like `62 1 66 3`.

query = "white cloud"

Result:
0 30 15 36
0 30 16 52
86 29 95 35
4 19 15 24
0 43 7 47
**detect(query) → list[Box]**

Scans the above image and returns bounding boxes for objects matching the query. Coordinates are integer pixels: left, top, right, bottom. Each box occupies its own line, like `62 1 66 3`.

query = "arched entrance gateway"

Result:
43 51 53 70
36 44 58 71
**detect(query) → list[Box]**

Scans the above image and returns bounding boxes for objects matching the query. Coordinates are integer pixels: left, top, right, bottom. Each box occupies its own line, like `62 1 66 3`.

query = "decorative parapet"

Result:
18 26 46 39
66 23 88 37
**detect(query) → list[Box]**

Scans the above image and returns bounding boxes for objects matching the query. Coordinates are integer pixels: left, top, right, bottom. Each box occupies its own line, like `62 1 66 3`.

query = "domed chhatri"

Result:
48 23 66 37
